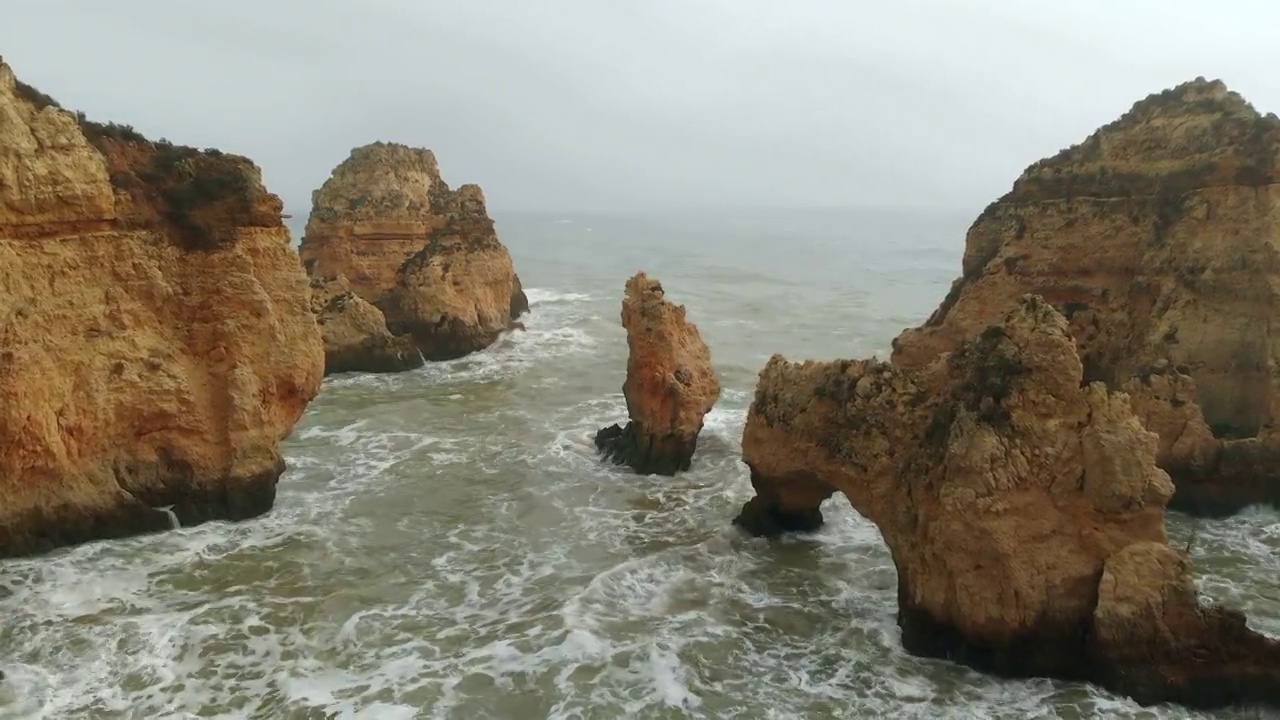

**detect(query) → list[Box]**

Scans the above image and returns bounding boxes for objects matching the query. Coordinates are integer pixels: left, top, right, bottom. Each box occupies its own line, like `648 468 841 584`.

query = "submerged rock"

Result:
309 275 423 375
596 273 720 475
0 58 324 558
298 142 528 361
737 295 1280 710
892 78 1280 515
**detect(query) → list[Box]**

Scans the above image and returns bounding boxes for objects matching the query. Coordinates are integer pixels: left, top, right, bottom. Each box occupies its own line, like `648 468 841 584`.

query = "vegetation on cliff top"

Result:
6 66 279 251
78 119 278 251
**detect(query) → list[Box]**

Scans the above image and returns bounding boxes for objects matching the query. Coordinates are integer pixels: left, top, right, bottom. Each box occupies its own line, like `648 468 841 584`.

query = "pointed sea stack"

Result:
595 273 720 475
892 78 1280 516
0 57 324 557
737 295 1280 710
298 142 529 361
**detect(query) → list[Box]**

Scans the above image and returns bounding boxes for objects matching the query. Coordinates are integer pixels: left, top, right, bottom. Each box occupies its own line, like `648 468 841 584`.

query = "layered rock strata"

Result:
0 58 324 557
298 142 528 361
596 273 720 475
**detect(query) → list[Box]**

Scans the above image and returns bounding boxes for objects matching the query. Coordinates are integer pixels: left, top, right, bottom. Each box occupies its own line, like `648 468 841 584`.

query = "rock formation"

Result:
736 295 1280 710
309 275 422 375
596 273 720 475
298 142 528 361
891 78 1280 515
0 58 324 558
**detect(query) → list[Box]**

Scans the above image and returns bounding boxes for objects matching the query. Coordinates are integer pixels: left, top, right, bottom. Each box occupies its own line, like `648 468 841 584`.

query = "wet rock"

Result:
595 273 720 475
0 57 324 558
737 295 1280 710
891 78 1280 515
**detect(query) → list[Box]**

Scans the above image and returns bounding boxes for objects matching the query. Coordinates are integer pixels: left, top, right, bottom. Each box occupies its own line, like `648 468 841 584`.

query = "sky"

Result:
1 0 1276 215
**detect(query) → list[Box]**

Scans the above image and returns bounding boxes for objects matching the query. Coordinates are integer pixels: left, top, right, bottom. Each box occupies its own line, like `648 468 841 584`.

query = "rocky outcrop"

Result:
0 58 324 558
1093 542 1280 708
298 142 528 360
892 78 1280 515
596 273 720 475
737 295 1280 710
309 275 422 375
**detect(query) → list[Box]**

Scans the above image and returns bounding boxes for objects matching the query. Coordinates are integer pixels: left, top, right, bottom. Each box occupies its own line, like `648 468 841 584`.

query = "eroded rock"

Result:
309 275 422 375
298 142 528 361
596 273 720 475
737 295 1279 710
891 78 1280 514
1093 542 1280 708
0 58 324 557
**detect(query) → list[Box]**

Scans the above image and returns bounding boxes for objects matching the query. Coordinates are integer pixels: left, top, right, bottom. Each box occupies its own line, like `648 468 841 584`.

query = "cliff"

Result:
298 142 528 360
309 275 423 375
737 296 1280 709
595 273 721 474
0 58 324 557
892 78 1280 514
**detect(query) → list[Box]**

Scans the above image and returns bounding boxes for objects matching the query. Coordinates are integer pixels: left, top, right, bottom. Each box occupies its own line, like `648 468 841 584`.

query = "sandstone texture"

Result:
596 273 720 475
309 274 422 375
0 58 324 557
298 142 528 361
891 78 1280 515
737 295 1280 709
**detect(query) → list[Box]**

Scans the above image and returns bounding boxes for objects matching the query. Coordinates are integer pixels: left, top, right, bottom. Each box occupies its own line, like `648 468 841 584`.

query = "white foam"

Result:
523 288 592 305
5 265 1278 719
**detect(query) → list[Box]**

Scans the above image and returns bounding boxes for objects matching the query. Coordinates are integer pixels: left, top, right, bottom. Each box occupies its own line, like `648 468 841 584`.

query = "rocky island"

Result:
733 79 1280 710
0 58 324 557
299 142 529 362
737 296 1280 709
892 78 1280 515
596 273 720 475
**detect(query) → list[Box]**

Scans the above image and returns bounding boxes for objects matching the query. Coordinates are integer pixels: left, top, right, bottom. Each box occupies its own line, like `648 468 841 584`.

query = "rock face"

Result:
596 273 720 475
308 275 422 375
298 142 528 361
737 295 1280 709
0 59 324 558
892 78 1280 515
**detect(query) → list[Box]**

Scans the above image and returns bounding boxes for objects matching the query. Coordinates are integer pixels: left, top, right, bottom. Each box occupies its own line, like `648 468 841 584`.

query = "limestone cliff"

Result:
298 142 528 360
596 273 720 475
892 78 1280 514
0 58 324 557
309 275 422 375
737 296 1280 709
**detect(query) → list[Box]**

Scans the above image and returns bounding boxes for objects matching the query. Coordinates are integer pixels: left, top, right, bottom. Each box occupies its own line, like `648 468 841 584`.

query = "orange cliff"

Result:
737 296 1280 710
298 142 529 361
0 58 324 557
893 78 1280 516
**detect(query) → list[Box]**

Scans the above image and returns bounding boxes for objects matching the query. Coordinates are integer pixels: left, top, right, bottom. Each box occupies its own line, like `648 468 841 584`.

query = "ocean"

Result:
2 208 1278 719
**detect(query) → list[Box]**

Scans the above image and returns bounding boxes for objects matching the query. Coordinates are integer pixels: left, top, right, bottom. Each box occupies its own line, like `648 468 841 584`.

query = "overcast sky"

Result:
2 1 1276 215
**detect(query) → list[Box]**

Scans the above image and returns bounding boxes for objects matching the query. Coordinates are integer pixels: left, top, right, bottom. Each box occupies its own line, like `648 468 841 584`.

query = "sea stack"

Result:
0 58 324 557
595 272 720 475
891 78 1280 515
298 142 529 361
737 295 1280 710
